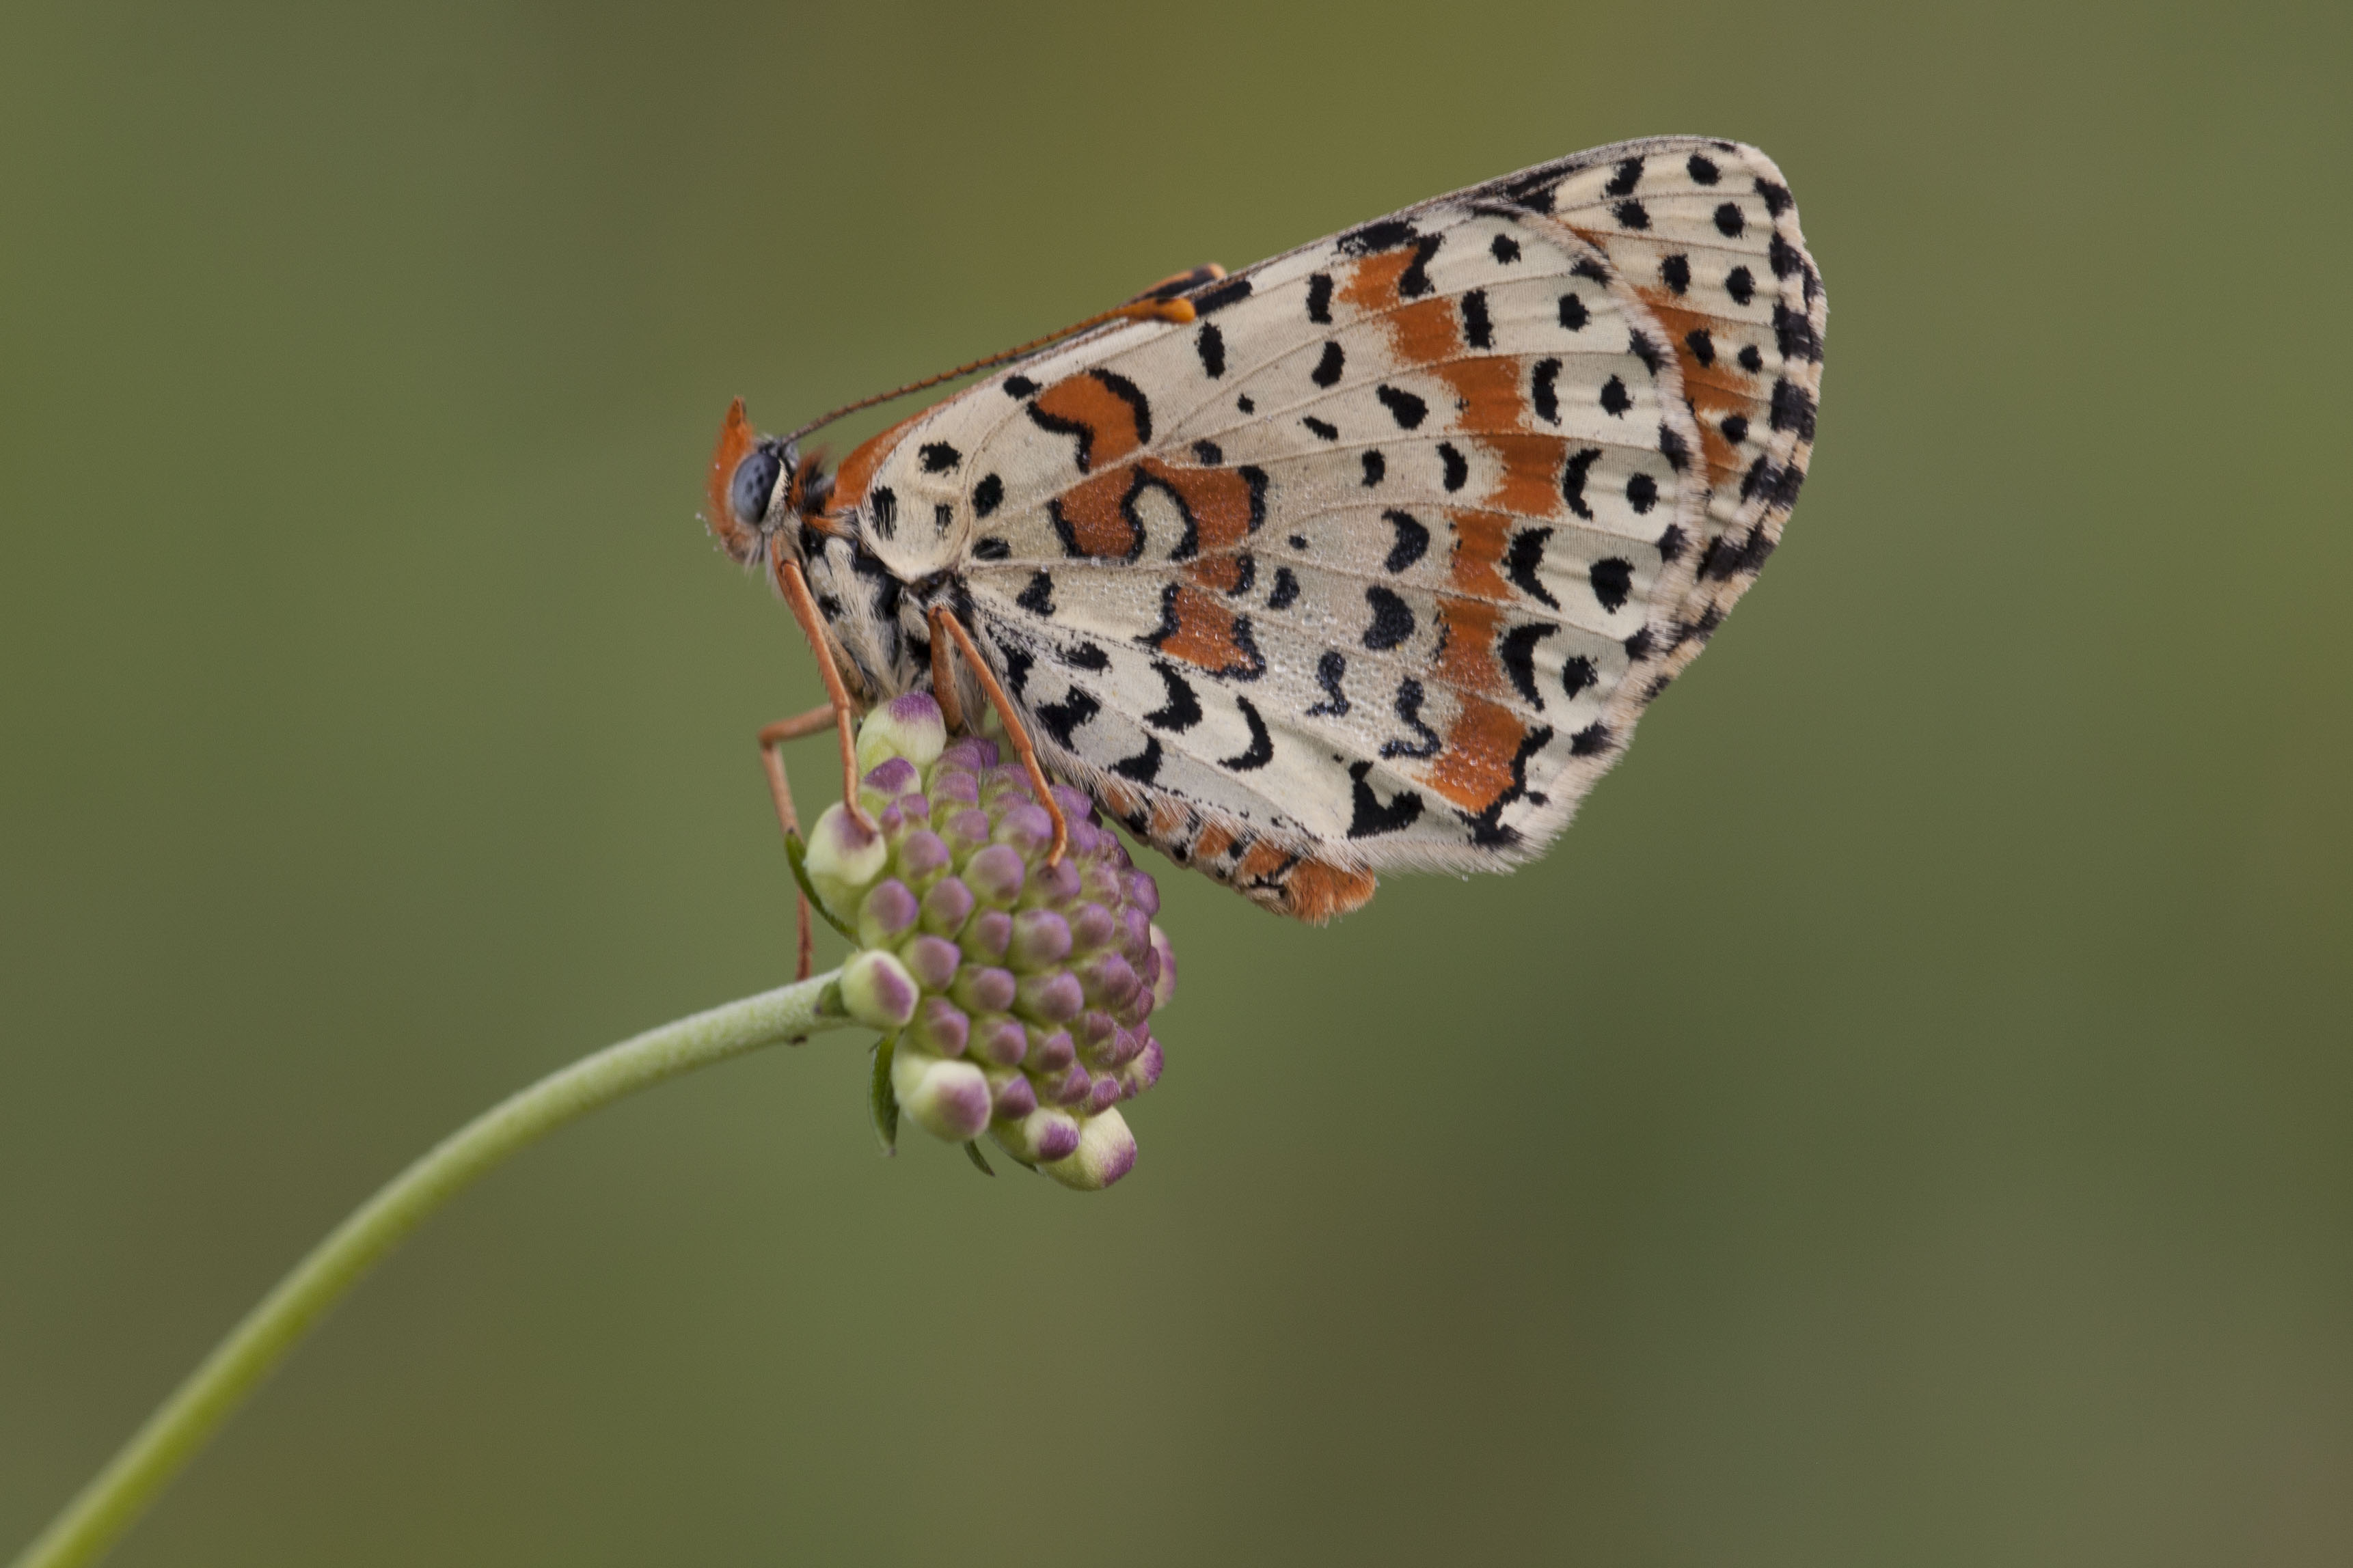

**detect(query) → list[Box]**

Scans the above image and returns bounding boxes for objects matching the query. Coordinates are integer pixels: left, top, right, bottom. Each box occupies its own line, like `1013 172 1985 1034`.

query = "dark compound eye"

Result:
729 444 785 527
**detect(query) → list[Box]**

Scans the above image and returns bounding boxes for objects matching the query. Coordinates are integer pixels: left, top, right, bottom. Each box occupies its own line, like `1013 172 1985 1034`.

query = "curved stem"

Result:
10 972 854 1568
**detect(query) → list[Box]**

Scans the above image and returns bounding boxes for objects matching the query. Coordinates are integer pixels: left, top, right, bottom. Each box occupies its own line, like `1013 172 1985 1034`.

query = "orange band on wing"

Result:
1145 583 1264 678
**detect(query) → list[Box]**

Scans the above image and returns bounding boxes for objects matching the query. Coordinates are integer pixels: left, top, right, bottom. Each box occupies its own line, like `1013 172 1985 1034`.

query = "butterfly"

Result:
705 137 1823 928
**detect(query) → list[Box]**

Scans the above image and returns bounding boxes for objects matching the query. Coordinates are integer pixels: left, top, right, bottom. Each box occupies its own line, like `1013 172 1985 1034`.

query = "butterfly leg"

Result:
759 703 835 981
927 606 1068 866
771 555 873 836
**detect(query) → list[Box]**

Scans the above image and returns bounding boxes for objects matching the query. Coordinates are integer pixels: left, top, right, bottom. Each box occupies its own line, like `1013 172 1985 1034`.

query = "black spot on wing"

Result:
1660 254 1690 295
1363 586 1414 650
1193 275 1252 314
973 536 1011 561
1438 442 1468 493
1490 233 1521 264
1714 202 1745 238
1612 199 1648 230
1398 234 1443 298
1382 509 1429 573
1192 439 1223 465
1658 424 1689 472
1531 359 1561 426
1376 385 1427 430
1266 566 1301 611
1062 640 1111 672
919 442 961 473
1559 292 1588 331
1035 685 1100 749
1143 661 1203 732
973 473 1004 518
1739 343 1764 373
1561 447 1599 520
1337 219 1418 256
1360 450 1385 487
1599 376 1631 417
1756 178 1793 217
1605 156 1644 197
1590 557 1634 613
1628 331 1663 374
1770 378 1818 440
1303 415 1339 442
1460 288 1493 349
1016 572 1055 615
1219 696 1274 771
1687 153 1722 185
1346 760 1424 838
1507 528 1560 609
1306 272 1333 324
1774 303 1824 363
1562 654 1596 700
1196 322 1225 378
1626 473 1658 514
1378 678 1441 760
1311 341 1345 387
1498 622 1557 709
1569 722 1612 756
1110 734 1163 784
1685 328 1715 367
1726 266 1756 305
1307 650 1349 717
1003 374 1038 398
870 486 897 539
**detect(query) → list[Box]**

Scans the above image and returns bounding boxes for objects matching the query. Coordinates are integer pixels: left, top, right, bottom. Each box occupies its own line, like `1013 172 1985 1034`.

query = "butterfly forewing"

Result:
828 138 1822 920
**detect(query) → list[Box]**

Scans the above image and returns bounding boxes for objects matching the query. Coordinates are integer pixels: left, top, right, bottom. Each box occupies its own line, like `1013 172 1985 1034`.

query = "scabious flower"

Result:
805 693 1174 1191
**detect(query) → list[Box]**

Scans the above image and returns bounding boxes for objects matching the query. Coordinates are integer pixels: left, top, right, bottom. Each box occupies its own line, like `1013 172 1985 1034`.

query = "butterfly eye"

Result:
729 444 785 527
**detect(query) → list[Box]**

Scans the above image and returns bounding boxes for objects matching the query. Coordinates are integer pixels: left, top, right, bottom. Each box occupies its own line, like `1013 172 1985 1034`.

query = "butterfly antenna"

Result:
779 275 1219 449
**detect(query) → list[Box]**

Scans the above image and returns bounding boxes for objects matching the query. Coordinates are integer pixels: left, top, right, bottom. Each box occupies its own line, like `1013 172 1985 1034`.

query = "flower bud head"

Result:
1149 924 1177 1010
826 701 1173 1188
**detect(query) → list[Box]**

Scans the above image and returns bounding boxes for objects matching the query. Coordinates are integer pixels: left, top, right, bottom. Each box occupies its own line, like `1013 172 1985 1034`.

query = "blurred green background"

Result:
3 1 2348 1563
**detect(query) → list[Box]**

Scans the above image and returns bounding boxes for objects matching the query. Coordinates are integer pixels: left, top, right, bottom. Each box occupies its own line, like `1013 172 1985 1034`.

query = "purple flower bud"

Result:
857 879 919 946
1045 1062 1093 1108
960 908 1011 963
971 1014 1027 1067
895 829 950 884
1124 870 1160 918
988 1069 1037 1120
1070 902 1116 952
929 768 980 806
1026 1028 1075 1073
855 691 947 774
1016 970 1085 1025
1087 1074 1124 1114
908 996 969 1058
802 803 886 921
891 1049 991 1142
1044 1108 1136 1191
860 756 921 801
839 950 918 1030
1024 858 1083 910
944 808 994 855
950 965 1017 1015
1119 905 1153 962
1093 1024 1144 1070
1077 951 1140 1011
1075 1010 1115 1054
1149 924 1177 1009
897 793 931 823
919 875 974 935
1009 909 1072 971
939 736 998 771
900 934 962 991
1120 1035 1163 1097
964 843 1026 906
993 803 1055 857
996 1107 1081 1165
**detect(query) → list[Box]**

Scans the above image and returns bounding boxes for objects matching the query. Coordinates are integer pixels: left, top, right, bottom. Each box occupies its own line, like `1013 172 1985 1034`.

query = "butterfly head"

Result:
703 398 832 569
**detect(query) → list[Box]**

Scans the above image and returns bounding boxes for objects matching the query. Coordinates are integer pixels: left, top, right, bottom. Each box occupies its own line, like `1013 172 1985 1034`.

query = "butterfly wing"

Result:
850 139 1823 921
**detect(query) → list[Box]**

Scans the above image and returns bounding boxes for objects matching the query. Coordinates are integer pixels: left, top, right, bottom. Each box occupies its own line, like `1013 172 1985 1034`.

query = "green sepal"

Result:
962 1140 996 1177
869 1035 899 1156
785 829 858 941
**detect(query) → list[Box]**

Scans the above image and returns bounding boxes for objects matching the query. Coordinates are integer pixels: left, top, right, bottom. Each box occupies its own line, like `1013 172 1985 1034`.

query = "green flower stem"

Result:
10 972 854 1568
